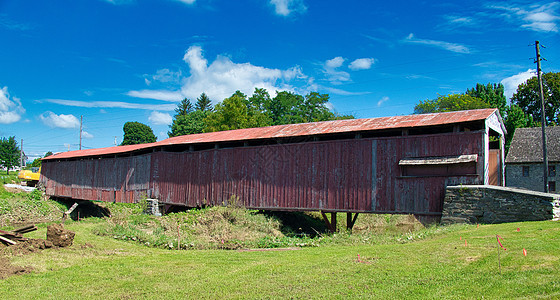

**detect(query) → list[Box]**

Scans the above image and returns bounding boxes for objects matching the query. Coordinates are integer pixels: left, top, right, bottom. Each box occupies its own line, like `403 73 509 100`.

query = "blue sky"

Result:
0 0 559 160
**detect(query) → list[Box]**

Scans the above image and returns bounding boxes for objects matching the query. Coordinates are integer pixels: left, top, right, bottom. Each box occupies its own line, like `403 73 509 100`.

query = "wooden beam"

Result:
0 235 17 245
320 211 337 233
346 212 359 231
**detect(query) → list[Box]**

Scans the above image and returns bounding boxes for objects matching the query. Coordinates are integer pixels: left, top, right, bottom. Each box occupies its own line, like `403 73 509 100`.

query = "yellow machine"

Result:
18 167 41 187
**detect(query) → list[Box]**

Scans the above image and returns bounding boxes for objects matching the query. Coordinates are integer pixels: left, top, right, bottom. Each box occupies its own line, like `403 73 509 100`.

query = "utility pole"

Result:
20 139 24 168
114 136 118 146
79 115 83 151
535 40 548 193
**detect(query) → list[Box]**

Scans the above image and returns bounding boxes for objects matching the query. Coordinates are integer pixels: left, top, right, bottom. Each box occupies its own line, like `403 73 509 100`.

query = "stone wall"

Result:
506 163 559 194
441 185 560 224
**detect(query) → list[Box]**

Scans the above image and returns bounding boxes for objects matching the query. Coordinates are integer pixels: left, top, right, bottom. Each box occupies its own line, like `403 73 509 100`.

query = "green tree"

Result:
175 98 194 116
204 91 271 132
0 136 20 174
195 93 213 112
414 94 491 114
168 110 209 137
268 91 305 125
511 72 560 125
121 122 157 145
466 83 507 113
30 151 54 168
503 104 536 150
30 158 41 168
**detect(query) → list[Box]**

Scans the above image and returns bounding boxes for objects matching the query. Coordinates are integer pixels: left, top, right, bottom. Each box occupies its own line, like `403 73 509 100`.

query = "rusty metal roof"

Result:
44 108 498 161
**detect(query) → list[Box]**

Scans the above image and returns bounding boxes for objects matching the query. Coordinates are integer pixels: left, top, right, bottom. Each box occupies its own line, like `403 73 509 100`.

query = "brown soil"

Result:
46 223 75 247
0 257 32 279
1 224 75 280
0 238 54 280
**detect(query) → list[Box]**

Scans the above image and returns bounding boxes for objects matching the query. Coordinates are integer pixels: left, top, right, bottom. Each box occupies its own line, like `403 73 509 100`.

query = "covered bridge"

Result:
40 108 505 227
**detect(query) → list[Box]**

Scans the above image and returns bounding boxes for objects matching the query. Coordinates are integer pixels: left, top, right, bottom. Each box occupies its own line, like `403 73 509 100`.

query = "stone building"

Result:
505 127 560 193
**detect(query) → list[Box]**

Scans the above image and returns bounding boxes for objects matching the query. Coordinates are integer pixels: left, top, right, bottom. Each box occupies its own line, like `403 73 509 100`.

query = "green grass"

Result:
1 188 559 299
0 186 65 227
1 220 558 299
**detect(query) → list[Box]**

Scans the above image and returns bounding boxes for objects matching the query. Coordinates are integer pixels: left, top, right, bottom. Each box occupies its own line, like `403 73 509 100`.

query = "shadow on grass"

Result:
50 198 111 220
260 211 328 237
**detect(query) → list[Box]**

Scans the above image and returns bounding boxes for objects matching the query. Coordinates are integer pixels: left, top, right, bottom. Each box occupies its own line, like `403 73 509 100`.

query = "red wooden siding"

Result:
43 154 151 203
41 131 484 215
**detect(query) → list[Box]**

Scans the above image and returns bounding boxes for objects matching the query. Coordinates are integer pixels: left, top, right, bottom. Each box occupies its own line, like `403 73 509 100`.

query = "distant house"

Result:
505 127 560 193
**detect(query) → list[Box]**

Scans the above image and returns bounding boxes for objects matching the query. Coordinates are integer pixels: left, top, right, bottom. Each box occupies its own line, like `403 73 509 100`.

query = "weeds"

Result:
0 185 65 227
93 200 457 250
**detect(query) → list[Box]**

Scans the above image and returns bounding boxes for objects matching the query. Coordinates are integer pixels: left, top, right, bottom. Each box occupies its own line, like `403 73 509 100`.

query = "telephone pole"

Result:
535 40 548 193
20 139 24 168
79 115 83 151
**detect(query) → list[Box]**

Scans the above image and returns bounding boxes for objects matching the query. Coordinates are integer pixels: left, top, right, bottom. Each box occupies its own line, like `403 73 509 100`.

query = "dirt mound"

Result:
0 257 32 279
0 238 52 279
47 224 75 247
1 239 53 256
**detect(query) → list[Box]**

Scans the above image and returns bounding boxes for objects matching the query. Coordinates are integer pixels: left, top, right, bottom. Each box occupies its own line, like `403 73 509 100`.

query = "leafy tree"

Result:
268 91 305 125
195 93 213 112
0 136 20 174
121 122 157 145
413 83 538 154
175 98 194 116
511 72 560 125
30 158 42 168
29 151 54 168
168 110 209 137
503 104 536 150
300 92 339 122
204 91 271 132
466 83 507 113
414 94 491 114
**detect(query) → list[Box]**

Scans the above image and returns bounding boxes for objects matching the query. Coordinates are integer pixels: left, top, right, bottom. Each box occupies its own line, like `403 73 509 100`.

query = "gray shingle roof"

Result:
505 127 560 163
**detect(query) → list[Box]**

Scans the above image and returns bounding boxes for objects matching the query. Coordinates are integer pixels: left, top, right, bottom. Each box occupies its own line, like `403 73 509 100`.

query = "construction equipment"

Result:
18 167 41 187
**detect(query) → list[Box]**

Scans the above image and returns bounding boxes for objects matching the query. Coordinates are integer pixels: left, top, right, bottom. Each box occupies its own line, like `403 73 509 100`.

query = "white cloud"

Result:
323 56 350 84
40 111 80 129
103 0 135 5
44 99 176 111
500 69 536 100
269 0 307 17
0 14 31 31
447 16 475 25
0 86 25 124
149 111 173 126
349 58 375 71
176 45 304 101
490 2 559 32
126 90 183 102
403 33 470 54
377 96 389 107
82 131 94 139
175 0 195 5
145 68 183 85
325 56 345 69
321 86 370 96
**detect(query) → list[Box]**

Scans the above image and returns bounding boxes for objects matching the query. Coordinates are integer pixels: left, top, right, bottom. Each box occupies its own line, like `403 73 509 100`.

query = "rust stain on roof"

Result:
44 108 497 160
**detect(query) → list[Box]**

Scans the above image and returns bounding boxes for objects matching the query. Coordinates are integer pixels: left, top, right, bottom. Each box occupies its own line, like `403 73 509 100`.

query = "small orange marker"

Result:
477 224 479 229
465 240 467 247
517 228 520 232
523 248 527 256
460 236 462 240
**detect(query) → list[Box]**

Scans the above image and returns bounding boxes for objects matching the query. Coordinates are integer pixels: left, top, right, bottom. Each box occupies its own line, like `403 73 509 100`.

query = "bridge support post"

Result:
321 211 337 233
346 212 359 231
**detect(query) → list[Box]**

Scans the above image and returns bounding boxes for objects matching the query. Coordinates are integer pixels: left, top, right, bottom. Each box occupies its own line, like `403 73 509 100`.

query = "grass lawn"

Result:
1 219 558 299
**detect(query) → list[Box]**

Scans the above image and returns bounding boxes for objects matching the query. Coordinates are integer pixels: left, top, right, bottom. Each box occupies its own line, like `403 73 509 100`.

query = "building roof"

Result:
44 108 499 161
505 127 560 164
